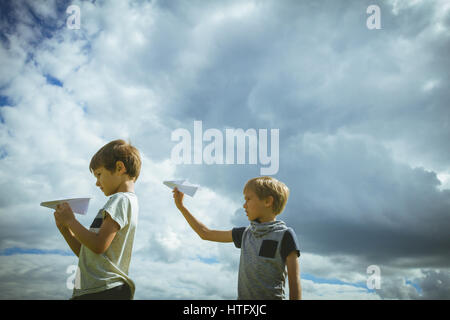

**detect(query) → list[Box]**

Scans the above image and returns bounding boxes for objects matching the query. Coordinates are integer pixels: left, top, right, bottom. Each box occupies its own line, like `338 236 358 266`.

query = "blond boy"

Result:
173 176 301 300
54 139 141 300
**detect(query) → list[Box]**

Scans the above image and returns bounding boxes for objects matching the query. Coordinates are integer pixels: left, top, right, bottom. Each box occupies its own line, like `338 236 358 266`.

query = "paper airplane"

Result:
40 197 92 215
163 180 199 197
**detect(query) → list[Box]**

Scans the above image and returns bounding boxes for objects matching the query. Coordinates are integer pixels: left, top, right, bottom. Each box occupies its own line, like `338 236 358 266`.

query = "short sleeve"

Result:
102 193 130 230
232 227 246 248
280 228 300 261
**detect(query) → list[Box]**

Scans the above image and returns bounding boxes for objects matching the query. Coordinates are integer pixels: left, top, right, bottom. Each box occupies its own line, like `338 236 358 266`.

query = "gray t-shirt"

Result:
72 192 139 299
232 220 300 300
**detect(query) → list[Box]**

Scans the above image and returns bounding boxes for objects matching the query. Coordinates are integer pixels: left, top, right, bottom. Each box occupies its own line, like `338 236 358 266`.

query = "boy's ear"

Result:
115 161 127 174
264 195 274 208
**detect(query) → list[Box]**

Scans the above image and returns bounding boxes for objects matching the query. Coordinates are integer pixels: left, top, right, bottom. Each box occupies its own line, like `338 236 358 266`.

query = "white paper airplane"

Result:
163 180 199 197
40 197 92 215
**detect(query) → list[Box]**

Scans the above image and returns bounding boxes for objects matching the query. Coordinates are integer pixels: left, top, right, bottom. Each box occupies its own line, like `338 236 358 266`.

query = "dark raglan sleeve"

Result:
280 228 300 261
232 227 246 248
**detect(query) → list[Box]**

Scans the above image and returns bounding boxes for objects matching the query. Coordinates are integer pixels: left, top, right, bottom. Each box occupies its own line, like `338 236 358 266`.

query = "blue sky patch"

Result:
0 147 7 159
406 279 423 295
44 74 64 87
0 247 74 256
0 95 13 107
302 272 370 291
197 255 219 264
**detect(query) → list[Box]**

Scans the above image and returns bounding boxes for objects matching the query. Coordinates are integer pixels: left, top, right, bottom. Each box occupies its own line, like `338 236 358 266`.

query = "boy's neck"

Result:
255 213 276 223
116 179 135 194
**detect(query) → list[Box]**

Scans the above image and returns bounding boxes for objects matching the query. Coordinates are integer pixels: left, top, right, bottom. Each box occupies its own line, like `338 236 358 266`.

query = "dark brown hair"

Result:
89 139 141 181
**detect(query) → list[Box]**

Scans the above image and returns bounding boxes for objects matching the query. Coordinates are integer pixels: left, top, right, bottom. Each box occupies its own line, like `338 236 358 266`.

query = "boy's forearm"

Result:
288 273 302 300
286 253 302 300
57 225 81 257
177 205 209 239
289 282 302 300
66 219 101 254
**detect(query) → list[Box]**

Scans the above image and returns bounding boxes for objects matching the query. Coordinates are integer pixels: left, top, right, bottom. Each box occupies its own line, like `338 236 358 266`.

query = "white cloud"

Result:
130 255 238 299
302 279 380 300
0 254 77 299
1 0 449 300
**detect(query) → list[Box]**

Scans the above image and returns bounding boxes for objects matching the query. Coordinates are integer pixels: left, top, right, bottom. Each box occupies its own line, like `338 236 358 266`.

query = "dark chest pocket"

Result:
90 217 103 228
259 240 278 258
89 209 104 229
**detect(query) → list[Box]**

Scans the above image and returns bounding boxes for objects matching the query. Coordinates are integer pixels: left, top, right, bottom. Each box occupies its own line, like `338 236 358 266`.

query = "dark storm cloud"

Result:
281 132 450 266
159 0 450 272
154 0 450 163
416 270 450 299
377 269 450 299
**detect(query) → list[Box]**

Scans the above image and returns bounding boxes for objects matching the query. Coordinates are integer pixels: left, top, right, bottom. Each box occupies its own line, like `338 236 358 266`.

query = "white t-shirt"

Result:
72 192 139 298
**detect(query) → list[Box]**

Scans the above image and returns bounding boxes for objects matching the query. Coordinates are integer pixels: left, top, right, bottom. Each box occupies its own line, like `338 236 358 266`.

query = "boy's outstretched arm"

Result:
286 251 302 300
173 188 232 243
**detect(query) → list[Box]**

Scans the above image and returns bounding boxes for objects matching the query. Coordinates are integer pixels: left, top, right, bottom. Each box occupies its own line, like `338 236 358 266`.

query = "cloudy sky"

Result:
1 0 450 300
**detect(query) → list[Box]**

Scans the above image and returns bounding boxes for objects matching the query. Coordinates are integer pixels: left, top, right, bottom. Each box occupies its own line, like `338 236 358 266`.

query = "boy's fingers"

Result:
56 203 67 210
172 188 185 201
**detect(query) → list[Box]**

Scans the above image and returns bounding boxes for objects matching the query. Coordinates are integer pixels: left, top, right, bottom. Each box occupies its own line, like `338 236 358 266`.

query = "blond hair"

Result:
243 176 290 215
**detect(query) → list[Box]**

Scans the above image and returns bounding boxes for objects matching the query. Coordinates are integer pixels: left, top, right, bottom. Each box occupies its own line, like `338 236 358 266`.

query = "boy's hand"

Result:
172 188 185 209
53 212 65 229
54 202 76 227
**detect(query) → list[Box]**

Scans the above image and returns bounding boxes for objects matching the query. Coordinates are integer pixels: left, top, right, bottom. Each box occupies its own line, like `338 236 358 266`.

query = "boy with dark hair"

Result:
54 139 141 300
